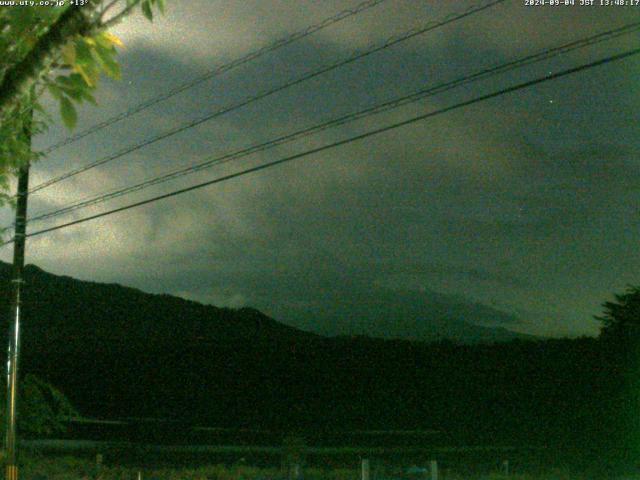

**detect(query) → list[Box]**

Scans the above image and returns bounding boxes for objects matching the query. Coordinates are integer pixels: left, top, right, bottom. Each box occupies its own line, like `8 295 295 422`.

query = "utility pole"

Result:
5 111 31 480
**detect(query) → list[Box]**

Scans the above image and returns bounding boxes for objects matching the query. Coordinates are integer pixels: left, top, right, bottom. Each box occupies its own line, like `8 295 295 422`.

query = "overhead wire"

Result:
39 0 391 156
2 46 636 247
27 0 506 196
25 20 640 225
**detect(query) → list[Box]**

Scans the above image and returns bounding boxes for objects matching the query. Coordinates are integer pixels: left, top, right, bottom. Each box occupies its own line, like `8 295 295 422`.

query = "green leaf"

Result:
95 32 123 49
94 44 121 80
74 39 93 67
76 64 99 87
46 84 63 100
59 96 77 130
141 1 153 21
10 8 35 33
56 84 83 101
61 42 76 66
82 91 97 106
63 73 87 90
73 40 100 86
156 0 166 14
56 75 84 98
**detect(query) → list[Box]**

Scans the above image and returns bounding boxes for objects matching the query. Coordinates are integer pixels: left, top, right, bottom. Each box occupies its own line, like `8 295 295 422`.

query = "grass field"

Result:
11 454 640 480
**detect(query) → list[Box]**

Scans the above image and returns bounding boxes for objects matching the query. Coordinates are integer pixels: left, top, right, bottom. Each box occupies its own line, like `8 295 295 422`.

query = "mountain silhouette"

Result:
0 261 605 451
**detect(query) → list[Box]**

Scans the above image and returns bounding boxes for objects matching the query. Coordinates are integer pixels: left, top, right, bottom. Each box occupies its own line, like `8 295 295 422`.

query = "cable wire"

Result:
26 21 640 224
39 0 391 156
28 0 506 195
4 46 636 246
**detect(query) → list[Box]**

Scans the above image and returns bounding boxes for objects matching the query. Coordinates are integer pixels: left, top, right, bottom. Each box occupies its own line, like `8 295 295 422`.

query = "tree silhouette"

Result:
596 285 640 345
0 374 78 437
595 286 640 464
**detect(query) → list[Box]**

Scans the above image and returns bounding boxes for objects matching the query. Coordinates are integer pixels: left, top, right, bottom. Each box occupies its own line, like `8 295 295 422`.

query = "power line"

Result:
39 0 390 156
4 46 636 247
28 0 506 195
25 21 640 225
31 0 503 194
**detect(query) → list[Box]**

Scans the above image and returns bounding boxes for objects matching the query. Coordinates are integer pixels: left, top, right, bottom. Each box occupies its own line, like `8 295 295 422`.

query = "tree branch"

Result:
0 1 103 120
100 0 141 29
99 0 122 20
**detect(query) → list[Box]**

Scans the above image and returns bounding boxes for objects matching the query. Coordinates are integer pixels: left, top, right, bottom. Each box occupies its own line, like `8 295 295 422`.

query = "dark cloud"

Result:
3 1 639 339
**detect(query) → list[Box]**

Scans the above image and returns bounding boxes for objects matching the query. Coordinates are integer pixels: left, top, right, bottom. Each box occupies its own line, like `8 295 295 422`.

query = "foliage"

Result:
19 374 79 436
595 285 640 460
0 103 34 209
596 285 640 345
0 374 79 436
0 0 166 204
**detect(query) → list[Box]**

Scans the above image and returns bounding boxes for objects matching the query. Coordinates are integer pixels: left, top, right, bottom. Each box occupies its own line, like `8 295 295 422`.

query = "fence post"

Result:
283 435 305 480
362 458 370 480
94 453 103 478
289 463 300 480
429 460 438 480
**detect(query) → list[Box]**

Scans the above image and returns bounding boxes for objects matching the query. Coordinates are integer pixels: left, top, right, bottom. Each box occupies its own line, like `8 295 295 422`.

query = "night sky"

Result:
1 0 638 339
